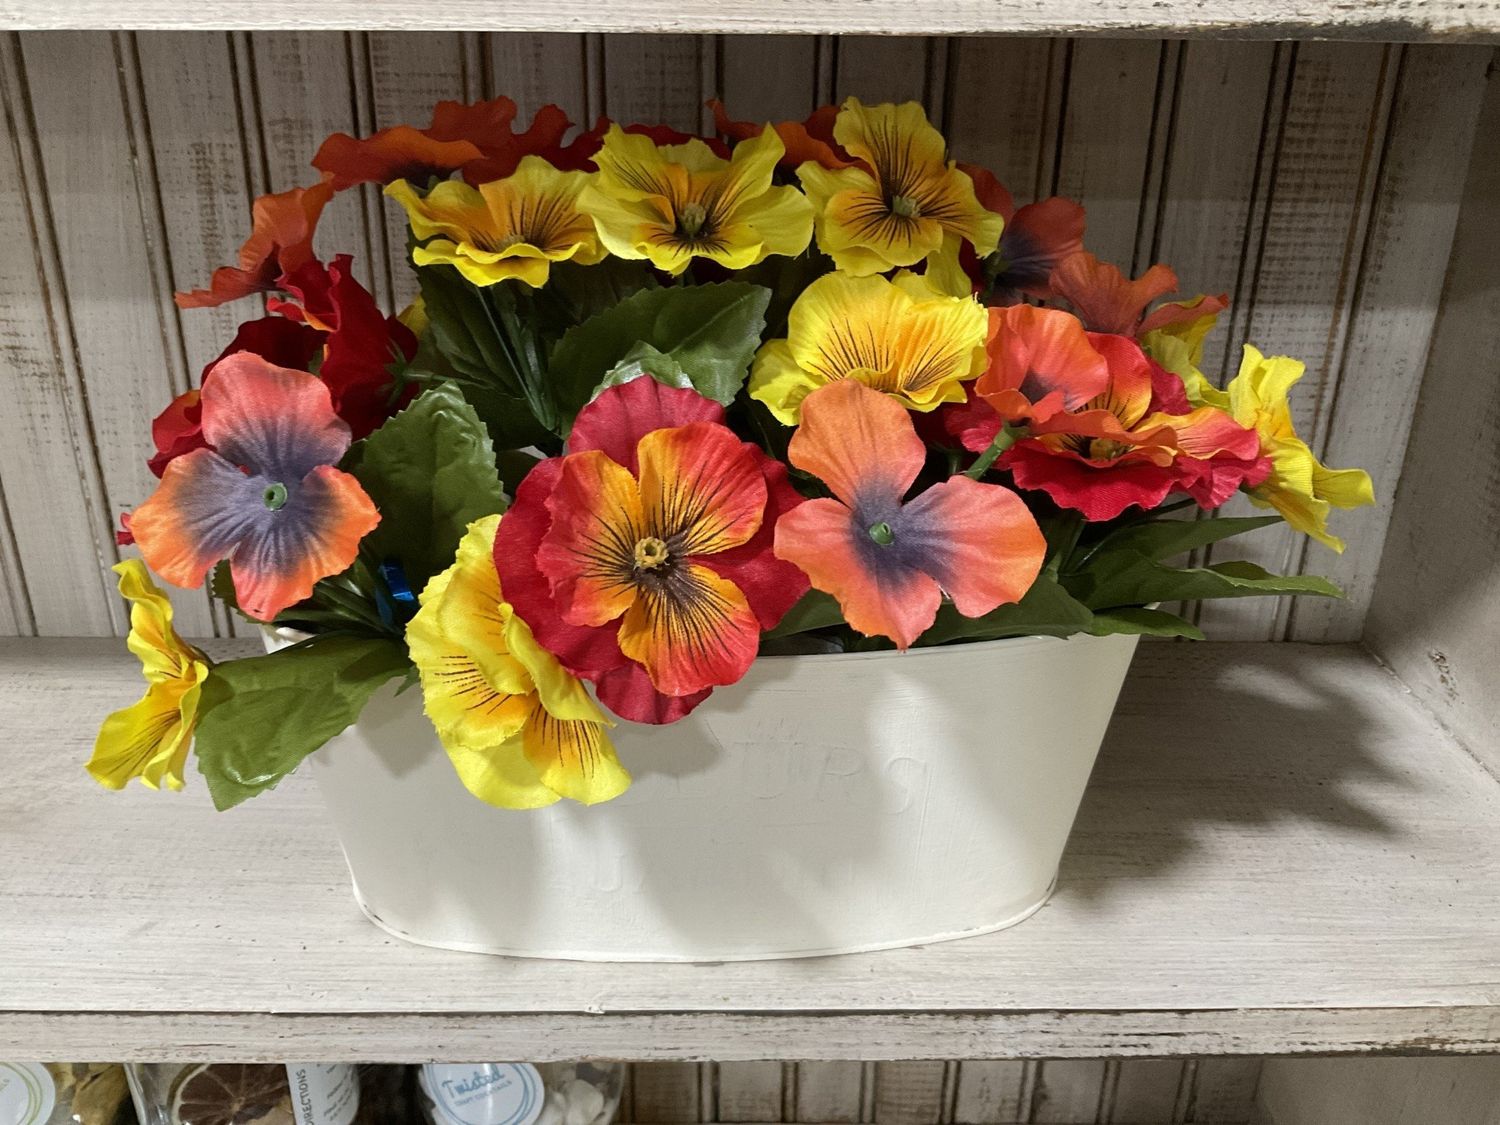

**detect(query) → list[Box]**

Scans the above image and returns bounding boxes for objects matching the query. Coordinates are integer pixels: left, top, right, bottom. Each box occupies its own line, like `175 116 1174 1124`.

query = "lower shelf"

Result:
1 640 1497 1060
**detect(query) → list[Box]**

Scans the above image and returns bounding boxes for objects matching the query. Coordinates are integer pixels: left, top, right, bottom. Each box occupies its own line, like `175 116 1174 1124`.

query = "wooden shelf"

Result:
3 640 1498 1062
1 0 1498 39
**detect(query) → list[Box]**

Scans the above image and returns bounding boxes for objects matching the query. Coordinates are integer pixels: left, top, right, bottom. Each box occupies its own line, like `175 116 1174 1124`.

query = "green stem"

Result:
963 425 1021 480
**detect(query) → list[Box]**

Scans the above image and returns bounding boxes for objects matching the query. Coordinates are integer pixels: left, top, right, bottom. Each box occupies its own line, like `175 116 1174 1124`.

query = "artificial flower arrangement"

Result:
88 95 1375 812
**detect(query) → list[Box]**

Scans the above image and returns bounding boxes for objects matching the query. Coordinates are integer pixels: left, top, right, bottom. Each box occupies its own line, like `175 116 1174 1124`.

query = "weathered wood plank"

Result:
601 34 713 133
0 34 126 636
1053 39 1165 271
794 1064 867 1124
1106 1059 1183 1122
944 38 1065 204
1187 1058 1261 1122
1364 58 1500 774
716 1062 785 1122
1030 1059 1106 1123
1255 1057 1500 1125
718 36 820 123
1287 45 1492 642
1196 42 1395 640
831 36 934 110
8 0 1500 41
871 1062 948 1125
952 1061 1028 1124
5 643 1499 1059
631 1063 706 1123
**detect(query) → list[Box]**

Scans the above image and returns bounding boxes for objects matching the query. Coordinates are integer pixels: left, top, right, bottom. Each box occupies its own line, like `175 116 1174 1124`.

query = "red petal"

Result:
1048 252 1178 336
1002 440 1179 520
699 459 810 631
977 304 1110 425
567 379 724 473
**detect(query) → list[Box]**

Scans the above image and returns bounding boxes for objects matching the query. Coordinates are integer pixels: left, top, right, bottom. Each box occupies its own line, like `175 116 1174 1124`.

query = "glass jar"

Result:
1 1064 133 1125
417 1063 624 1125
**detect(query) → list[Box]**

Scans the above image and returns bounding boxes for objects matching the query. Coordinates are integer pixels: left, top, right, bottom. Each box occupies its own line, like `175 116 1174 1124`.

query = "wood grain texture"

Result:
2 642 1498 1061
1254 1057 1500 1125
5 0 1500 39
871 1062 949 1125
601 34 714 133
1196 42 1395 639
1030 1060 1106 1123
0 33 121 635
716 1062 786 1122
952 1061 1028 1124
793 1065 868 1123
1364 57 1500 773
944 39 1064 205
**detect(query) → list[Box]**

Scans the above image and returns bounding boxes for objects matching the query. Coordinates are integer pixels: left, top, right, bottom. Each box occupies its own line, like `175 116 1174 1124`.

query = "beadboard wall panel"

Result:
0 31 1490 643
619 1058 1260 1123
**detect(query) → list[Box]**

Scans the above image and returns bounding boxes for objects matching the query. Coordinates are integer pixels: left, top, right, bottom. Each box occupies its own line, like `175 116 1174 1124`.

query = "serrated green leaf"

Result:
549 282 772 425
195 636 410 810
917 575 1095 646
763 588 844 638
596 341 693 396
347 383 507 591
1087 606 1205 640
416 264 520 391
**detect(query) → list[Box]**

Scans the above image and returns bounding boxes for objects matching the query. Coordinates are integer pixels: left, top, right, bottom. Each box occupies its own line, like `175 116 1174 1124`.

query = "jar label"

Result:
0 1064 55 1125
284 1065 359 1125
422 1065 543 1125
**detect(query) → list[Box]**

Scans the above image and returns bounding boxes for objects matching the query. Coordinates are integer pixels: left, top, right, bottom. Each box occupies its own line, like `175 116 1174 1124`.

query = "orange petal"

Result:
617 563 760 696
787 379 926 508
635 423 767 556
773 497 942 650
976 304 1110 425
536 450 645 628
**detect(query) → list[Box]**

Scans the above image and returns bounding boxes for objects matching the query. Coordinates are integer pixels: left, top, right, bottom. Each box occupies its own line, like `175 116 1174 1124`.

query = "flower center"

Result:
889 194 922 219
261 482 289 511
867 521 896 547
677 201 709 238
634 536 672 570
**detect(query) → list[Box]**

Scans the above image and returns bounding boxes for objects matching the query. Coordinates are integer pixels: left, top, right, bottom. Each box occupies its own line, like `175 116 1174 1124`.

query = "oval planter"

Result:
289 630 1141 961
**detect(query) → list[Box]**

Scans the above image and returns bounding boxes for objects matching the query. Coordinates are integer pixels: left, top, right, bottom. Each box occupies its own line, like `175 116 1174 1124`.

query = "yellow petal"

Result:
500 604 609 726
520 700 631 806
750 272 986 422
87 671 203 792
747 339 822 426
446 734 561 810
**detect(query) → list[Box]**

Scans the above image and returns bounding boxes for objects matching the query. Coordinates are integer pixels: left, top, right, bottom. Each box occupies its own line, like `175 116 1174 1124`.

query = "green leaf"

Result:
764 588 845 638
346 383 507 591
596 342 693 395
1064 550 1344 611
1082 514 1283 564
549 282 773 425
416 265 520 392
1088 606 1205 640
544 258 658 325
195 636 410 810
916 576 1095 646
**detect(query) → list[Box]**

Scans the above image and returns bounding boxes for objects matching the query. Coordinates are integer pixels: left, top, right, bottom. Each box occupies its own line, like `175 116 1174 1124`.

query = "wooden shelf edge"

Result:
2 1 1499 40
4 1007 1499 1063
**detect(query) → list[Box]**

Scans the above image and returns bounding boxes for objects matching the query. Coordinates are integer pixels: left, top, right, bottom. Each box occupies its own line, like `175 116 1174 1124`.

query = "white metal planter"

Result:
290 630 1140 961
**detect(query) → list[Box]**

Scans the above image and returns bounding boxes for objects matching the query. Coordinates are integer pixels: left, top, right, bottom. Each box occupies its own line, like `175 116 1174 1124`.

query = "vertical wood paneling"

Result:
0 31 1491 656
601 35 714 132
792 1063 867 1124
717 1062 785 1122
872 1062 949 1125
1196 41 1395 639
833 36 935 109
1286 44 1492 642
1031 1060 1107 1123
1188 1058 1261 1122
251 31 377 290
1 33 128 636
1106 1059 1183 1123
363 31 476 307
952 1061 1029 1124
945 39 1065 203
1365 57 1500 773
631 1063 706 1123
1053 40 1166 271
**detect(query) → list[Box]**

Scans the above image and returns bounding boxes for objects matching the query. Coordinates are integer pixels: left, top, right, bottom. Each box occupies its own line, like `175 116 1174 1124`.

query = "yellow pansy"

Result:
748 271 989 424
1141 328 1224 410
406 514 629 808
385 155 604 288
575 124 813 275
1221 346 1374 551
87 561 210 792
797 99 1002 277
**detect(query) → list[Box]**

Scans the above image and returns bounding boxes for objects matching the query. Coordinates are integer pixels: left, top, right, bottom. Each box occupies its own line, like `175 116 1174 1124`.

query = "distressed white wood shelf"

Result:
1 0 1499 38
2 640 1498 1062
